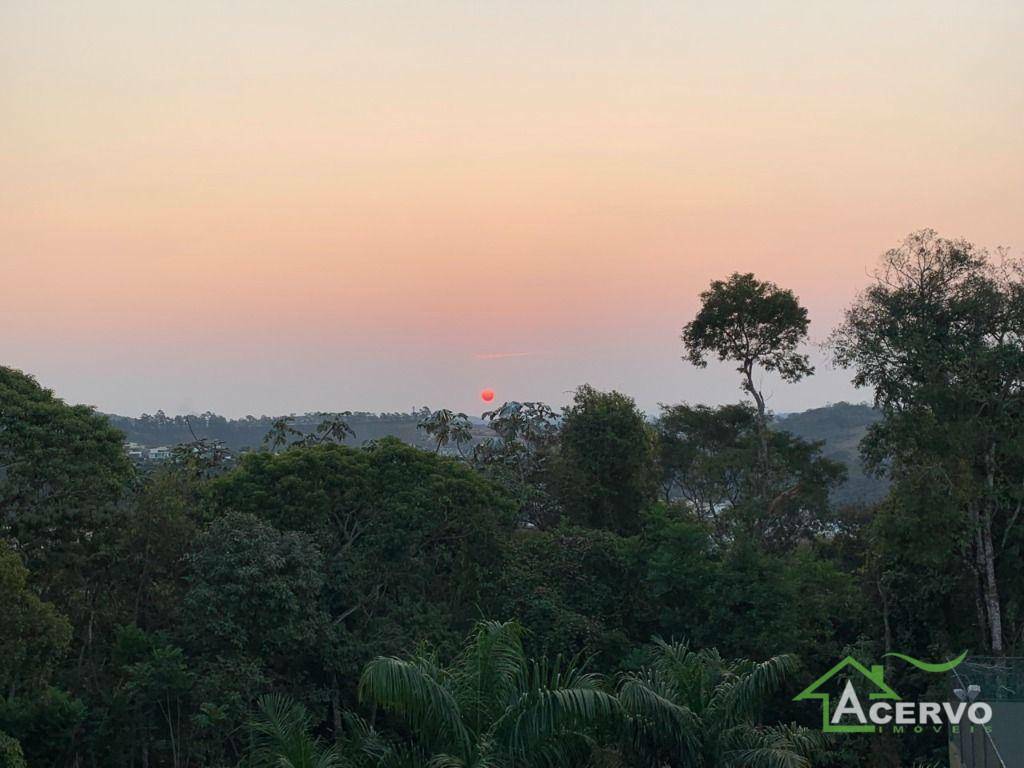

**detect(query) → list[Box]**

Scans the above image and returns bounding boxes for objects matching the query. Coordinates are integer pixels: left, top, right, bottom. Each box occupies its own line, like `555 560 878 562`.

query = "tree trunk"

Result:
974 567 990 652
970 496 1003 655
980 508 1003 654
878 573 894 677
332 674 343 742
981 444 1004 654
743 365 770 501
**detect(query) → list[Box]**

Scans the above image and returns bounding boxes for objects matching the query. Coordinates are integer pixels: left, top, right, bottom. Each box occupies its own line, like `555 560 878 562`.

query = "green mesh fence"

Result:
949 658 1024 768
953 658 1024 702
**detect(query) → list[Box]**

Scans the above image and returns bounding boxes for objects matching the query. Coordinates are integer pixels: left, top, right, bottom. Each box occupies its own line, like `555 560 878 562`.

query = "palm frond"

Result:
714 654 797 724
359 656 471 757
617 671 697 729
720 722 822 768
650 638 714 713
495 658 618 761
248 694 347 768
616 670 700 764
455 621 526 732
427 753 468 768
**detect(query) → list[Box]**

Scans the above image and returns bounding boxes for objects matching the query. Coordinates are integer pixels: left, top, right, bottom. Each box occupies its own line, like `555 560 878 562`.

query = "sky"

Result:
3 1 1023 417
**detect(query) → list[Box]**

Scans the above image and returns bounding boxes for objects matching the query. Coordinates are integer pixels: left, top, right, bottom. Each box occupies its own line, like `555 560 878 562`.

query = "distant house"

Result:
147 446 172 461
125 442 146 460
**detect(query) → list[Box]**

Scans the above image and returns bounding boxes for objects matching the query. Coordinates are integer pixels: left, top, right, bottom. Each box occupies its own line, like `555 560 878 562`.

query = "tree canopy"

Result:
4 232 1015 766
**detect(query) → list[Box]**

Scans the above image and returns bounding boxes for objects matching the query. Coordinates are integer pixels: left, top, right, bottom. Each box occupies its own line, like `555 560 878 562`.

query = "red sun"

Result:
480 389 495 403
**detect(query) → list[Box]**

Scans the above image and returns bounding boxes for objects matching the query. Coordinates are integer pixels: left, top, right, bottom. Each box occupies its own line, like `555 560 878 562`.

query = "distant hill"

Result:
108 400 889 505
105 410 437 452
772 402 888 506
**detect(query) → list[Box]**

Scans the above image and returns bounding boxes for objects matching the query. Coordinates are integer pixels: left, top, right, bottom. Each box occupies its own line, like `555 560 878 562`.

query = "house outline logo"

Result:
794 656 900 734
794 652 970 734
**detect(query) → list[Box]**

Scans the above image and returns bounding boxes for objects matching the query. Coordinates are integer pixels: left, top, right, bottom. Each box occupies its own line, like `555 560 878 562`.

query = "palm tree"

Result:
616 640 823 768
358 620 619 768
245 694 419 768
247 694 347 768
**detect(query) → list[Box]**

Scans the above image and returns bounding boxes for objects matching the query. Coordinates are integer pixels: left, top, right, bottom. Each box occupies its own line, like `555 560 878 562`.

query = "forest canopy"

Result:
1 230 1021 767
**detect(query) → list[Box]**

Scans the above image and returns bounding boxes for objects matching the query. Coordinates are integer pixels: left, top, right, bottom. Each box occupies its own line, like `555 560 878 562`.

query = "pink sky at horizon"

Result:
3 1 1023 417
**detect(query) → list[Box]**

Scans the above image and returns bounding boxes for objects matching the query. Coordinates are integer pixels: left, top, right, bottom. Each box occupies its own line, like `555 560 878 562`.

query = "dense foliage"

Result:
1 230 1019 766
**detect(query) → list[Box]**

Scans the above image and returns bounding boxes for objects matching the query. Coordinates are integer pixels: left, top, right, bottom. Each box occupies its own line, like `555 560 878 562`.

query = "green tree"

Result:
118 629 196 768
0 542 79 768
301 413 357 447
0 366 133 645
263 416 305 452
204 439 516 731
474 401 561 528
0 731 25 768
358 620 619 768
682 274 813 497
617 640 822 768
418 409 474 455
633 510 859 668
0 688 85 768
0 541 72 699
113 467 198 632
704 540 859 665
656 403 844 547
0 543 79 768
557 385 656 534
180 512 328 762
484 525 639 664
184 512 326 672
262 413 356 452
655 404 755 510
830 230 1024 654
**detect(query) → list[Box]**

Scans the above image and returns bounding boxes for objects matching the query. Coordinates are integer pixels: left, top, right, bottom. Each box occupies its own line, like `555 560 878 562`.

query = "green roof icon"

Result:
794 656 900 734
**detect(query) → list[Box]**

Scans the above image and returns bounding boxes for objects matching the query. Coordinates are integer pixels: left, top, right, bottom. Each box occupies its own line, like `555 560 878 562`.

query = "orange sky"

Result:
3 1 1023 416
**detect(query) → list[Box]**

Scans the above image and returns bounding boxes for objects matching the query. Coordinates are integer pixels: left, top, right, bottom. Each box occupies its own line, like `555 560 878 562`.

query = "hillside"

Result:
109 401 889 505
773 401 887 506
106 410 435 452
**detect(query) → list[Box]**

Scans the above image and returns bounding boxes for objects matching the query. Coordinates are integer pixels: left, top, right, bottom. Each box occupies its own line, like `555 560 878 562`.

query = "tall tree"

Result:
682 273 813 497
655 403 756 510
204 439 516 734
0 366 133 594
183 511 326 682
0 541 76 768
557 386 656 534
0 366 134 702
262 413 355 452
0 541 71 700
655 403 844 547
418 409 473 455
474 401 561 527
831 230 1024 654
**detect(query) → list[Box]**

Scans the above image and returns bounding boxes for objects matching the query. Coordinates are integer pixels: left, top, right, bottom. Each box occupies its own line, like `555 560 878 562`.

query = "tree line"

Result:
1 229 1022 767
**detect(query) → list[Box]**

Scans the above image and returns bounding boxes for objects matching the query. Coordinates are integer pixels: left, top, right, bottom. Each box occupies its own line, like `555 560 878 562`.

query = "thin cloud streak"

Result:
474 352 534 360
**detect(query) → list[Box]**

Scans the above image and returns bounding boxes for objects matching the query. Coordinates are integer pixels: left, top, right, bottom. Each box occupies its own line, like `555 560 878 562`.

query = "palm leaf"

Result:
495 657 618 761
616 670 701 766
248 694 347 768
720 722 822 768
454 620 526 733
715 654 797 724
359 656 471 757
